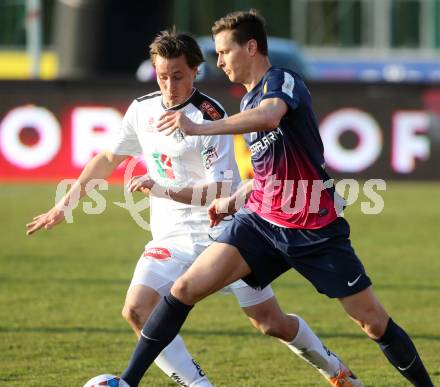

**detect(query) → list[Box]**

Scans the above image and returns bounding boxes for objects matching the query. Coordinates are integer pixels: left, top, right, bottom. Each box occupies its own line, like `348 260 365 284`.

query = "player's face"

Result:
214 30 252 84
155 55 198 108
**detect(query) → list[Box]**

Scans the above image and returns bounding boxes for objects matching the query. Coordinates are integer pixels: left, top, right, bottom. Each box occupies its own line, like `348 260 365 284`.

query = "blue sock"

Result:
375 318 433 386
121 294 193 387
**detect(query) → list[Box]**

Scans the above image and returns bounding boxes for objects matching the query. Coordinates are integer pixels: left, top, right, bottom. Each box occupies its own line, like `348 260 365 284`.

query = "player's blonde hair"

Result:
149 27 204 69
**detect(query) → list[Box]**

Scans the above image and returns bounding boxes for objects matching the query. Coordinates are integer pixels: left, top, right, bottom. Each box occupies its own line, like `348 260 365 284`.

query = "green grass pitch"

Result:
1 182 439 386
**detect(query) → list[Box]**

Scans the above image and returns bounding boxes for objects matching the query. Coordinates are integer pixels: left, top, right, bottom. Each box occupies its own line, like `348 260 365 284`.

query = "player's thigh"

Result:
172 242 252 304
126 244 191 311
286 236 372 299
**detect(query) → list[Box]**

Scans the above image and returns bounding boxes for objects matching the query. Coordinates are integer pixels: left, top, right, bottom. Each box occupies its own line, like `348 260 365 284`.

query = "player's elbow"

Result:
102 150 128 167
258 99 287 130
262 111 281 130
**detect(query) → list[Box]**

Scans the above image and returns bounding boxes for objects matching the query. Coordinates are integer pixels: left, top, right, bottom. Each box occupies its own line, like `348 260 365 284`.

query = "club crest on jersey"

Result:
200 101 221 120
173 128 184 143
143 247 171 260
201 145 218 169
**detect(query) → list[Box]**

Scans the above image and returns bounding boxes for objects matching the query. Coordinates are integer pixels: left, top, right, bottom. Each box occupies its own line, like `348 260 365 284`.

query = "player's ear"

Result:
191 66 198 79
247 39 258 57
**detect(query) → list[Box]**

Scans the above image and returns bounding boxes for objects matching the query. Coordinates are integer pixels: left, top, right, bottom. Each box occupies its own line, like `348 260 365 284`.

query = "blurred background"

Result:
1 0 439 180
1 2 440 386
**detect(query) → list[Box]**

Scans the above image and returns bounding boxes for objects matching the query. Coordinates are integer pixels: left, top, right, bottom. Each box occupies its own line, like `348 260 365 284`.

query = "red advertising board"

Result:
1 80 439 181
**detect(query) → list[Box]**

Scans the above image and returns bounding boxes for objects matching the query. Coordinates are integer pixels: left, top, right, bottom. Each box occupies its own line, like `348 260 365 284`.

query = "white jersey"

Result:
108 88 241 264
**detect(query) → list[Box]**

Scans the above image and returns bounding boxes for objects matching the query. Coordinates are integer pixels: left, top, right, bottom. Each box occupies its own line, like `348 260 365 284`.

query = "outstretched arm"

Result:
127 176 229 207
157 98 288 136
26 150 129 235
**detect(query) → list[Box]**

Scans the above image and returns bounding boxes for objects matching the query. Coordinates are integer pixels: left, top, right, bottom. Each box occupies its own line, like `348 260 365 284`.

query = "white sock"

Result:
284 314 341 378
154 334 213 387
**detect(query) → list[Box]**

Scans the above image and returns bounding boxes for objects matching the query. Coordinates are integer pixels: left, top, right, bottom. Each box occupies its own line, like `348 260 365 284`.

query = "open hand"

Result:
26 207 65 235
207 197 236 227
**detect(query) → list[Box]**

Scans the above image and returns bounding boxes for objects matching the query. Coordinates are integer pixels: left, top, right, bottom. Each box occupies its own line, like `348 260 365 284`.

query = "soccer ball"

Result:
83 374 130 387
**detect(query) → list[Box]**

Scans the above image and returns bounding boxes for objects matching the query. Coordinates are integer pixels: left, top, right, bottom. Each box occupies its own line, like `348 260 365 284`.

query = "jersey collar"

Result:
161 88 197 111
241 67 273 110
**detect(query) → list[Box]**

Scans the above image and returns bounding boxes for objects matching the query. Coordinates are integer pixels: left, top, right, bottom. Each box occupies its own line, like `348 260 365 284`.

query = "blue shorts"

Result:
216 209 371 298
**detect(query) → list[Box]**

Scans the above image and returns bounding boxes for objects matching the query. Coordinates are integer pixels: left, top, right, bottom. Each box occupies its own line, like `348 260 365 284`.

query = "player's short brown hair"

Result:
211 9 268 56
149 28 204 69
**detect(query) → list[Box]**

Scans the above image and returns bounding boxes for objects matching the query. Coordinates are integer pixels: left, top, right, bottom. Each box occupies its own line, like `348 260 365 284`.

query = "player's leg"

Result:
275 215 433 386
123 250 213 387
234 284 362 386
122 285 160 336
121 242 252 386
339 287 433 386
172 242 252 303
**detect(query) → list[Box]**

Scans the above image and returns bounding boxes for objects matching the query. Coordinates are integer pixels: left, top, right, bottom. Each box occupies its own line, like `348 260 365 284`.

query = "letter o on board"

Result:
320 108 382 173
0 105 61 168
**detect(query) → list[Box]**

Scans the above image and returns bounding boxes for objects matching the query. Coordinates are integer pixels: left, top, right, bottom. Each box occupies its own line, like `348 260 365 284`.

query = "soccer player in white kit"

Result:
27 29 361 387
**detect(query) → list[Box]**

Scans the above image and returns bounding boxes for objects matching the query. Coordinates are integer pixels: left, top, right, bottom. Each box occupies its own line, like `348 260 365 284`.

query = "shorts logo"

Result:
347 273 362 287
143 247 171 260
200 101 222 120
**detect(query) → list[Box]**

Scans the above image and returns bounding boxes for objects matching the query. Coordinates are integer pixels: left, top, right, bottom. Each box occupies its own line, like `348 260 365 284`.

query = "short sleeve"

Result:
260 69 300 111
106 100 142 157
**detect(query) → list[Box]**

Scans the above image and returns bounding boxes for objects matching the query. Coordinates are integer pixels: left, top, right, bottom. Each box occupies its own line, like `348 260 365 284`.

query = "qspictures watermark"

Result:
53 160 387 231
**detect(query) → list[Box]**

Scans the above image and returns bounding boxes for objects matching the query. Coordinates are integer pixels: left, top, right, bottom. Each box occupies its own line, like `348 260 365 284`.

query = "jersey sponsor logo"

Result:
200 101 222 120
152 152 175 179
249 127 283 156
143 247 171 260
282 72 295 98
201 145 218 169
250 131 258 141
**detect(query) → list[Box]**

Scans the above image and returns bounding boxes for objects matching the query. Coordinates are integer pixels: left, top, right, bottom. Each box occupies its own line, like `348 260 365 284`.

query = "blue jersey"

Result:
242 67 340 229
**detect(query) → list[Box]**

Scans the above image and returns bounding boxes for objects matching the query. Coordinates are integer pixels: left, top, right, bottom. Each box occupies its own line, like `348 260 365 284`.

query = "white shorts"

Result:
129 241 274 308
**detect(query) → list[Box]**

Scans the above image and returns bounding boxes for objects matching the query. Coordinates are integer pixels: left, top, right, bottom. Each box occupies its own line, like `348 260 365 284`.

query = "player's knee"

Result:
122 304 144 329
171 277 197 305
254 315 290 340
355 304 389 339
251 318 269 336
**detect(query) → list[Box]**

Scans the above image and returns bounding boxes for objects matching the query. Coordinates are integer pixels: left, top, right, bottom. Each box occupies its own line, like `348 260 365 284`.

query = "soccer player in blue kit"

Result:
119 10 434 387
